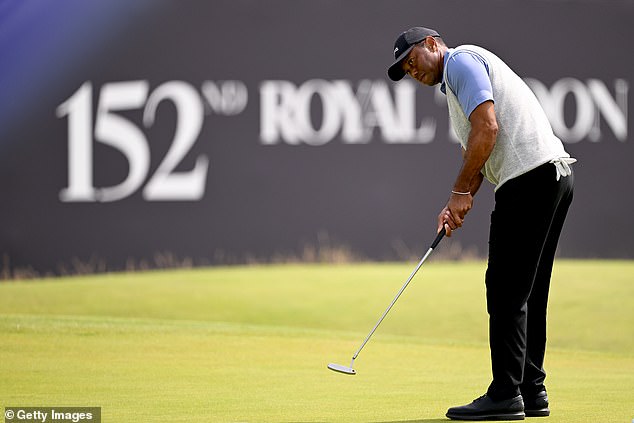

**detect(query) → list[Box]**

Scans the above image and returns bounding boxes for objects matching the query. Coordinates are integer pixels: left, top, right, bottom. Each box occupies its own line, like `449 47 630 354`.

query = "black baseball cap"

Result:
388 27 440 81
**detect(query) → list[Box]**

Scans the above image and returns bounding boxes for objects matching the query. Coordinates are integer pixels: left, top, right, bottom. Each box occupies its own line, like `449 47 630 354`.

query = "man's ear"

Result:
424 36 437 52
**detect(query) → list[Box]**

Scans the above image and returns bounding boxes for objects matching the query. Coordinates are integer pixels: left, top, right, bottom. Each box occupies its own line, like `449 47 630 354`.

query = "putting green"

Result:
0 261 632 422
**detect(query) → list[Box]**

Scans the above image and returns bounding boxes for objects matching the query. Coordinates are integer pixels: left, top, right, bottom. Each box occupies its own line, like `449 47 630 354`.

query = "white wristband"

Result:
451 190 471 196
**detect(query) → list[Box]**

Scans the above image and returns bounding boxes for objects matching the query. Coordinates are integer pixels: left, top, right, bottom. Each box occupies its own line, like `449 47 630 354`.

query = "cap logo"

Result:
394 47 399 54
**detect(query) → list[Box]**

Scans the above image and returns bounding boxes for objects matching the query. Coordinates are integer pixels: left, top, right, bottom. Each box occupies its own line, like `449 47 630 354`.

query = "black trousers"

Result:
485 162 574 400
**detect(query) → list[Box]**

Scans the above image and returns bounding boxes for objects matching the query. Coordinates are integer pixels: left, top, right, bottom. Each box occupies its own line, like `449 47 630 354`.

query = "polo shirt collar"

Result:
440 48 453 95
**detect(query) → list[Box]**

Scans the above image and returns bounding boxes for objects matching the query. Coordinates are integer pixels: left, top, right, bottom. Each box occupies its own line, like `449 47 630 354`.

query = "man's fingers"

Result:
446 207 465 228
438 205 461 238
444 210 458 229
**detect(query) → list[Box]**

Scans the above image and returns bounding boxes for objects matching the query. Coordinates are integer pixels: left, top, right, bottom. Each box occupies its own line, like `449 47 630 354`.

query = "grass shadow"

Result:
292 421 448 423
375 420 448 423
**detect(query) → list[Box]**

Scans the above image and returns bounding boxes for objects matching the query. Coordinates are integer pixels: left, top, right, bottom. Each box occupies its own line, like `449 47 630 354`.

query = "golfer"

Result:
388 27 575 420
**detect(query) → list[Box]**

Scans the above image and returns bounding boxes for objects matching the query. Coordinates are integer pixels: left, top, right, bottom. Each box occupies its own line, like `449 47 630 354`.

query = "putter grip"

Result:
430 227 446 249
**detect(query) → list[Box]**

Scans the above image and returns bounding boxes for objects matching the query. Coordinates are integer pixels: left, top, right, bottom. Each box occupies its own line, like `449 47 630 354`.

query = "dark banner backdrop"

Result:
1 0 632 275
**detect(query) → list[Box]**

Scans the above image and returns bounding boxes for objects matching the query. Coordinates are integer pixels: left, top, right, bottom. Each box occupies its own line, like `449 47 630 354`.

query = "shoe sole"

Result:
446 411 525 421
525 408 550 417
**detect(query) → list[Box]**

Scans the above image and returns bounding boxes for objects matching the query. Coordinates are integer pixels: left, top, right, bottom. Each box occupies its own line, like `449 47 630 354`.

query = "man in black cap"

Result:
388 27 575 420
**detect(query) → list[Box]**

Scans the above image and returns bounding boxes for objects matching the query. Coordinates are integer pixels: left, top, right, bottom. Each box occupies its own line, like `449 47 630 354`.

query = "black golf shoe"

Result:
446 393 525 420
524 390 550 417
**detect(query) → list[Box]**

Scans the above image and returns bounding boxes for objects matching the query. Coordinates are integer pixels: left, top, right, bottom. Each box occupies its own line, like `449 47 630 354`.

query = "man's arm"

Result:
454 100 497 194
468 171 485 197
461 147 485 196
438 100 497 236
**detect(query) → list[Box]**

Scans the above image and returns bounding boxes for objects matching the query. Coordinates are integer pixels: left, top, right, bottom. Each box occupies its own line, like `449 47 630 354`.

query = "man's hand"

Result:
437 192 473 237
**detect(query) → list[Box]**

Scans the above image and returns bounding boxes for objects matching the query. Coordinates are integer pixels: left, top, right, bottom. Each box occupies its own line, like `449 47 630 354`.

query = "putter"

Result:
328 227 446 375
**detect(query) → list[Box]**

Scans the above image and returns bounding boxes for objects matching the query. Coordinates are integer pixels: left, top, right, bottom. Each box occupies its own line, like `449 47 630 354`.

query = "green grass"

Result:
0 261 633 422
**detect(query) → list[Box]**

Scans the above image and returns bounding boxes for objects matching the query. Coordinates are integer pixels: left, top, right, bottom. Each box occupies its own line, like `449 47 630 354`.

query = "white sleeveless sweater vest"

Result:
444 45 570 190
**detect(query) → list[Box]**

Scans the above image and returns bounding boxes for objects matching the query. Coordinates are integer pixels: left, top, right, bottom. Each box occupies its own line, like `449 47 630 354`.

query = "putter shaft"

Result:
350 228 445 361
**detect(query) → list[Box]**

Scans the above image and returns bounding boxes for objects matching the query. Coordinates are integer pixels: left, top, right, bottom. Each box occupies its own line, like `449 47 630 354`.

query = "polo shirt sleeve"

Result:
445 51 494 119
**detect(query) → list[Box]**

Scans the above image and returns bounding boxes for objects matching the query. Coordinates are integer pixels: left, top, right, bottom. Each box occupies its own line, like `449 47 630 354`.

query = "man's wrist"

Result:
452 183 472 195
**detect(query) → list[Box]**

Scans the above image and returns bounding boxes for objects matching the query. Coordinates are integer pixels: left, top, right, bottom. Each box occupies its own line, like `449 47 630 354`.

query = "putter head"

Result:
327 363 356 375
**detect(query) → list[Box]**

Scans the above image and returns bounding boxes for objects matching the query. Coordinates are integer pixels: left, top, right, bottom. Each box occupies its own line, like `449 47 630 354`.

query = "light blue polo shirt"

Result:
440 48 494 119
